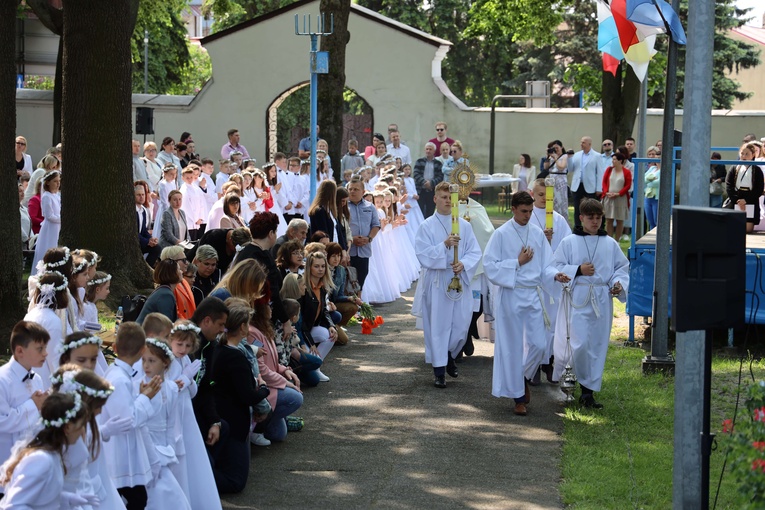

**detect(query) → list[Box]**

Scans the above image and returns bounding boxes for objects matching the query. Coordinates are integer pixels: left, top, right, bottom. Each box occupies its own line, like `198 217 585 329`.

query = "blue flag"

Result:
626 0 686 45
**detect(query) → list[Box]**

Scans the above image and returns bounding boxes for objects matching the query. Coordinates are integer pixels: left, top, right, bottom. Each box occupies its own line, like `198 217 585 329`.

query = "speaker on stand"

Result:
136 107 154 144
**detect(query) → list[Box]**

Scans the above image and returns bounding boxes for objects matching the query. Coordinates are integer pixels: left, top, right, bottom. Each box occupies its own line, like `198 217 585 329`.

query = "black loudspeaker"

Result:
136 107 154 135
671 206 746 332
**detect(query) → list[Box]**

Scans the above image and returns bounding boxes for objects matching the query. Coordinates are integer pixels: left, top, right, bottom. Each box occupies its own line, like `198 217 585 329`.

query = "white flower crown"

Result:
57 335 102 356
42 391 82 428
51 370 114 399
44 247 71 269
170 322 201 335
86 252 99 267
146 337 174 359
72 259 88 274
87 274 112 287
36 272 68 292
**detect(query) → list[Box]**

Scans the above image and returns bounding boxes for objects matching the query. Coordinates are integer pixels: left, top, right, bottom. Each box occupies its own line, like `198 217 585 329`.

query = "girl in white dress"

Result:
65 254 90 334
241 171 257 224
23 271 71 389
140 338 192 510
386 189 420 286
28 246 71 308
79 271 111 331
50 363 123 510
382 191 416 291
0 392 89 510
155 163 178 241
252 170 273 214
401 165 424 239
56 337 133 510
266 163 288 237
361 193 401 304
31 171 62 276
166 321 222 510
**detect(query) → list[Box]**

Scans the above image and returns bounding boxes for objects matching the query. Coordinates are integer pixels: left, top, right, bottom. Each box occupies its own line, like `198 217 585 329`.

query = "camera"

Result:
547 148 555 154
566 150 575 156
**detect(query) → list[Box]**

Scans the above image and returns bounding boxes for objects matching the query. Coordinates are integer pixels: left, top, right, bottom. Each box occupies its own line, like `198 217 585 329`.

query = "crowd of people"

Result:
4 121 478 508
7 121 761 506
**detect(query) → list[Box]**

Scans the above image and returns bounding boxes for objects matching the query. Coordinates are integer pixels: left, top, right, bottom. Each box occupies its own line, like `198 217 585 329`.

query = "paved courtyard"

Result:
222 288 565 510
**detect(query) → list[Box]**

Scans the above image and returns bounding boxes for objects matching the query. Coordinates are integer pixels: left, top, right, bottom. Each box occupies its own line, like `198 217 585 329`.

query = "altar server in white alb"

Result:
483 191 570 416
530 178 572 382
552 198 628 408
415 182 482 389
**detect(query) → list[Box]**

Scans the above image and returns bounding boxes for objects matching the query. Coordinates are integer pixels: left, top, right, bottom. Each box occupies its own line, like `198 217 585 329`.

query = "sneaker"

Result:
249 432 271 446
286 416 304 432
316 369 330 382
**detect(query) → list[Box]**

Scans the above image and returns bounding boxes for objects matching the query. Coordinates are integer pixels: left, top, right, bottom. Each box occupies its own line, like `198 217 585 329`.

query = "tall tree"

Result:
130 0 192 94
60 0 152 298
318 0 351 180
0 0 25 338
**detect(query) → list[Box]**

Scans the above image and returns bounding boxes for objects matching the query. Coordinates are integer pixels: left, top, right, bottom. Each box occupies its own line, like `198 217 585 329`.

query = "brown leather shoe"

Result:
524 380 531 404
514 403 527 416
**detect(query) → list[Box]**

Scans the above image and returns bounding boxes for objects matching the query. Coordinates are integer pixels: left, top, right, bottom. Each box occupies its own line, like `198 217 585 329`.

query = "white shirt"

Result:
0 357 43 465
386 143 412 165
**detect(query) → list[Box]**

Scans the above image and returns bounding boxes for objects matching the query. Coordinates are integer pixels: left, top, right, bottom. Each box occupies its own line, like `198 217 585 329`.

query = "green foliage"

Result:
465 0 568 46
22 75 54 91
203 0 294 32
131 0 191 94
721 380 765 508
167 44 212 95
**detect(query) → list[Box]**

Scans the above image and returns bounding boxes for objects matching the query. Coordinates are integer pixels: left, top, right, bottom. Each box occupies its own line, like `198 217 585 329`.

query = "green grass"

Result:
561 341 765 509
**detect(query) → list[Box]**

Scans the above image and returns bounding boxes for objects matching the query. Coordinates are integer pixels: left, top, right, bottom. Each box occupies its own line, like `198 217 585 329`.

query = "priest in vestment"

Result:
414 182 482 388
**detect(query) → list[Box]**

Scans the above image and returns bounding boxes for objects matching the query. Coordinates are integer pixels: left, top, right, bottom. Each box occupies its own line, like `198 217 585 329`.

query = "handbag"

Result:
344 265 362 297
709 181 723 195
120 294 147 322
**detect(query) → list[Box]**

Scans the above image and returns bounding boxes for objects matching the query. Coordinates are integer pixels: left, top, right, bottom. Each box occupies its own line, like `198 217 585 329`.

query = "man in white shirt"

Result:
386 130 411 165
568 136 605 227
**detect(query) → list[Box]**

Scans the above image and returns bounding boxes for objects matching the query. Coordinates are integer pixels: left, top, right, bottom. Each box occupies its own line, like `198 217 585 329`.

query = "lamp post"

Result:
295 13 333 203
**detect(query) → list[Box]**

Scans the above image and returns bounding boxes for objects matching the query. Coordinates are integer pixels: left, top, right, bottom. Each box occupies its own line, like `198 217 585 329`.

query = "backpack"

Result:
121 294 147 322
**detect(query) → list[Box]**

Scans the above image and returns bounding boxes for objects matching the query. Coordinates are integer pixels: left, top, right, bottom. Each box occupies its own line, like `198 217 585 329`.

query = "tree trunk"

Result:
61 0 151 301
318 0 351 181
601 63 641 146
0 0 26 339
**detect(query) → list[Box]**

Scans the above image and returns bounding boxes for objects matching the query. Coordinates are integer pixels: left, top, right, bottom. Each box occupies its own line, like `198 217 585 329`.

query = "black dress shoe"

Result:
446 356 459 378
524 379 531 404
434 375 446 388
579 394 604 409
463 338 475 357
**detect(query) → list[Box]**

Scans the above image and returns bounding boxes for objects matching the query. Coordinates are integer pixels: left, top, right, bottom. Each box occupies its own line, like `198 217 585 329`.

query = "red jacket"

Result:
28 195 43 234
602 166 633 208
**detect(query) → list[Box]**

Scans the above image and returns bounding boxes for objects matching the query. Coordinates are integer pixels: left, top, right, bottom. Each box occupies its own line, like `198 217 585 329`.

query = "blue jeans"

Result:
264 387 303 442
294 351 323 387
710 193 723 208
330 310 342 324
644 197 659 230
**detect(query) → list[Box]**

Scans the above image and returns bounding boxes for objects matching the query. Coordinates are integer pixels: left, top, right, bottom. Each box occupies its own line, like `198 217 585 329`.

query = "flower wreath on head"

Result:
36 271 68 292
38 247 71 274
87 274 112 287
50 370 114 399
170 322 201 335
72 259 88 274
42 391 82 428
146 337 174 359
86 251 99 267
57 335 102 356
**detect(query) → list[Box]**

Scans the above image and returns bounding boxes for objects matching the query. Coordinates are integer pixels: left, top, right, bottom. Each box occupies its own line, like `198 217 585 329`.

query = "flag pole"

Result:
644 0 680 374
